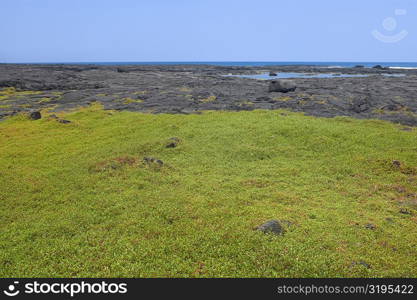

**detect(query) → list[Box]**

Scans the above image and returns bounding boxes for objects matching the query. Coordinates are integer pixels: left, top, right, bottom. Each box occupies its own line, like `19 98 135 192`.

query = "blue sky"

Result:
1 0 416 62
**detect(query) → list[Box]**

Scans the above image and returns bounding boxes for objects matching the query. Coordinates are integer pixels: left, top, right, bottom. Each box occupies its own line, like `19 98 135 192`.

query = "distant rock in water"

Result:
372 65 385 69
29 111 41 120
354 65 365 68
269 71 277 76
268 80 296 93
256 220 284 235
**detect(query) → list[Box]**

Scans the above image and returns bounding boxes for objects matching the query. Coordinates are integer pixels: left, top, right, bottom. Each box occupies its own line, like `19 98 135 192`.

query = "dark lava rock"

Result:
166 137 180 148
399 208 411 215
365 223 376 230
143 157 155 163
392 160 401 168
354 65 365 68
1 64 416 126
380 103 404 111
166 142 177 148
255 96 272 102
256 220 284 235
29 111 41 120
268 80 296 93
58 119 71 124
143 157 163 166
351 97 370 113
373 65 384 69
269 71 277 76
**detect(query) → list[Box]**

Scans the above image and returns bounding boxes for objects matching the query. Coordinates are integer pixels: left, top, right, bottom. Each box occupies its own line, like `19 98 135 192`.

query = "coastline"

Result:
1 63 416 126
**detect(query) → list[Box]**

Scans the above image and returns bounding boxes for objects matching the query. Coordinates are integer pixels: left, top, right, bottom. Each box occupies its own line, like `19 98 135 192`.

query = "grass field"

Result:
0 104 416 277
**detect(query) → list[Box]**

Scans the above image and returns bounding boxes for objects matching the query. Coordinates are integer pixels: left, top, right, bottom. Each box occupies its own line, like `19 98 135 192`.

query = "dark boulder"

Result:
269 71 277 76
256 220 284 235
372 65 384 69
29 111 41 120
268 80 296 93
354 65 365 68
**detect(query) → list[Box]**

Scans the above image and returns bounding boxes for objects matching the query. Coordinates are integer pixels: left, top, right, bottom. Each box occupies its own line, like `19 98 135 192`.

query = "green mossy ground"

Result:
0 105 416 277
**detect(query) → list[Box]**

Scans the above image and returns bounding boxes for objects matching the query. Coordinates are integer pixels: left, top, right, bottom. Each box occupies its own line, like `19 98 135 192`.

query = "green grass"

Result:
0 106 416 277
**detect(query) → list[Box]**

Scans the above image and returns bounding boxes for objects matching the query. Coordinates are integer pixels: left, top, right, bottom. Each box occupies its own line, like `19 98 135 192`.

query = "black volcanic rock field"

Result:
0 64 416 125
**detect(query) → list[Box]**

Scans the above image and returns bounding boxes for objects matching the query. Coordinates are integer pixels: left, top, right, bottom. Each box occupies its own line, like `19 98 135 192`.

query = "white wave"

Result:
389 66 417 70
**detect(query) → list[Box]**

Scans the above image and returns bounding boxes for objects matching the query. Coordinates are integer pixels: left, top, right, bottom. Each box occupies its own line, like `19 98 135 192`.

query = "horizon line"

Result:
2 60 417 64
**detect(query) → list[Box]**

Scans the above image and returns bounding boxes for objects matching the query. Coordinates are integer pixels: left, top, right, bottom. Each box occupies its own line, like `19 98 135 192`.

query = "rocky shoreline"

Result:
1 64 416 125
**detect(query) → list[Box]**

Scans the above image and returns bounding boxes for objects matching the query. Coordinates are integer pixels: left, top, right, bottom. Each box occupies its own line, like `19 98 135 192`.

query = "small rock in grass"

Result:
392 160 401 168
29 111 41 120
256 220 284 235
58 119 71 124
143 157 163 166
166 142 177 148
399 208 411 215
143 157 155 163
166 137 180 148
365 223 376 230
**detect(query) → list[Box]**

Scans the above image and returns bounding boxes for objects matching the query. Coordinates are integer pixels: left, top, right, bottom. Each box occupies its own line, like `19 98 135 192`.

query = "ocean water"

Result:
225 72 406 80
45 61 417 69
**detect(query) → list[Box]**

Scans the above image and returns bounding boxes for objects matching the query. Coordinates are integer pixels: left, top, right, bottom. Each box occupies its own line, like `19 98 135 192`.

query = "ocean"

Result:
31 61 417 69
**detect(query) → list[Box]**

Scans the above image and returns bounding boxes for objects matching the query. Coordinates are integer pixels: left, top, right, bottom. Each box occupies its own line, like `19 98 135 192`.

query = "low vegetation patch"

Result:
122 97 144 104
0 106 416 277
